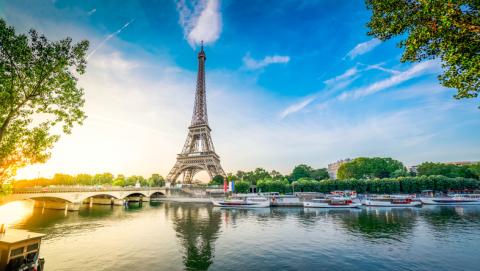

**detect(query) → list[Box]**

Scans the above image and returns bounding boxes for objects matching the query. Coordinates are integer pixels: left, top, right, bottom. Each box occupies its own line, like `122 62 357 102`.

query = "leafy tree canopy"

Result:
0 18 89 183
337 157 405 179
210 175 225 185
290 164 329 182
366 0 480 101
416 162 478 179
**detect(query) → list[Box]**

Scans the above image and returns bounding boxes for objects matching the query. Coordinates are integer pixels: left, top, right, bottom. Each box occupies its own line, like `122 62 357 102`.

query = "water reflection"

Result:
340 208 418 240
421 206 480 232
166 204 221 271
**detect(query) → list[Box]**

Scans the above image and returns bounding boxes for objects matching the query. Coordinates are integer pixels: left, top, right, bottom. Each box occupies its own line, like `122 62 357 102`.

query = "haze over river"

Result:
3 201 480 270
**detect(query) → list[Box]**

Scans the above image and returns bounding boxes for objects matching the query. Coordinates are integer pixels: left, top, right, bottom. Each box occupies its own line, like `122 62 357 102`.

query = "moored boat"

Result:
212 196 270 208
362 195 421 207
420 194 480 205
303 197 361 208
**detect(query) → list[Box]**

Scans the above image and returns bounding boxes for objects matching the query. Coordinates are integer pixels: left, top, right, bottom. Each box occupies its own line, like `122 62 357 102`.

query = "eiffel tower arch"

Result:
166 44 225 184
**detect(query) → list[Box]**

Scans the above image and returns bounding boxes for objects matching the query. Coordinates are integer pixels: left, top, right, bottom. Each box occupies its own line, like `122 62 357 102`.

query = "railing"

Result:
12 186 166 194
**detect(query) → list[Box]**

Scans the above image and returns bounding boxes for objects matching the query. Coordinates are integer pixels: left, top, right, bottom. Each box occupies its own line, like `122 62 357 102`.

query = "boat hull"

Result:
362 200 421 207
212 200 270 208
420 198 480 205
303 202 361 208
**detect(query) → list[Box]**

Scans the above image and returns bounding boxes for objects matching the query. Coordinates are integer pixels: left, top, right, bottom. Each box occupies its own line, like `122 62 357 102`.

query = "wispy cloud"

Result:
345 38 381 60
279 97 315 119
86 19 134 59
338 60 440 100
243 54 290 70
177 0 222 47
323 67 358 86
362 63 401 75
87 8 96 16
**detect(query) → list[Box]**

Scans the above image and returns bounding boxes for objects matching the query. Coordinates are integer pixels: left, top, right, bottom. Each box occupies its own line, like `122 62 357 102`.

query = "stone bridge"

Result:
0 187 167 211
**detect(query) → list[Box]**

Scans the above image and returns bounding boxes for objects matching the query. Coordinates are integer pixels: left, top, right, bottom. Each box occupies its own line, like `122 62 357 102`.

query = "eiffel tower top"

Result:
191 41 208 127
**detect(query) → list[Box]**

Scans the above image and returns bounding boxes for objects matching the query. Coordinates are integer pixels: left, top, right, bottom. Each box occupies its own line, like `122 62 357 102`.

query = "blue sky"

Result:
1 0 479 179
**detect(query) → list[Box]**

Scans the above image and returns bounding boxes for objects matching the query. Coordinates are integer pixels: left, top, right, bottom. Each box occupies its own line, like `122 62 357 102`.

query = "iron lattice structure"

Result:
166 45 225 183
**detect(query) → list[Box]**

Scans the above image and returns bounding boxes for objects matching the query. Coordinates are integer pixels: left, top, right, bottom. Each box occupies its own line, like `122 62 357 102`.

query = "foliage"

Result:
13 173 165 188
292 176 480 194
233 181 250 193
290 164 329 182
0 182 11 195
210 175 225 185
417 162 478 179
257 178 291 194
337 157 405 179
468 163 480 179
366 0 480 101
0 18 89 183
148 174 165 187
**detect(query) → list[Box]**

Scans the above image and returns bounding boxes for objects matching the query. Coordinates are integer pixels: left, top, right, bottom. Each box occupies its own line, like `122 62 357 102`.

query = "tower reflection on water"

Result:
165 203 221 271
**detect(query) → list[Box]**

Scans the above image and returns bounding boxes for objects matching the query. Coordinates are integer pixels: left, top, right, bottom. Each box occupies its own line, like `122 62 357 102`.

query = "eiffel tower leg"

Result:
167 161 184 183
184 169 195 184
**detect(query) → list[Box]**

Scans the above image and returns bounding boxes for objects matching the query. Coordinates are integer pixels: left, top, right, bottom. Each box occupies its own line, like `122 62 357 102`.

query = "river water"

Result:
4 201 480 270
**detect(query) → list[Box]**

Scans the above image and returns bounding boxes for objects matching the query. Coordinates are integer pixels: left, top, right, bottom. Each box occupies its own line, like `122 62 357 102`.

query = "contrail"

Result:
87 19 135 59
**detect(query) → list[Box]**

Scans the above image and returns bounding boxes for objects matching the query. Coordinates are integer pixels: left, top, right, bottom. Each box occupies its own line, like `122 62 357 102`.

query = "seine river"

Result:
4 201 480 270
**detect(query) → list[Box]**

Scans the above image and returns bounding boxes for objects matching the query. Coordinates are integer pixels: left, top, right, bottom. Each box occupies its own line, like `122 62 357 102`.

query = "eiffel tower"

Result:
166 44 225 184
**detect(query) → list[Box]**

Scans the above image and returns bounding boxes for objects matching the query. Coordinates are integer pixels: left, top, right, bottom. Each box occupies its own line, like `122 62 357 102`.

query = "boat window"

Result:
10 247 24 257
27 243 39 252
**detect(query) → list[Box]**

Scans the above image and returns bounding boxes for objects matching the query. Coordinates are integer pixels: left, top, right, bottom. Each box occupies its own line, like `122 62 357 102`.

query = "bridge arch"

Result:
78 193 120 204
123 192 149 199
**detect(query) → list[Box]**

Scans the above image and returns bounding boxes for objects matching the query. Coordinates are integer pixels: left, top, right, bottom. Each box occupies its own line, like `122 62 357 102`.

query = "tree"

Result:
416 162 477 178
337 157 405 179
210 175 224 185
468 163 480 179
310 168 329 181
0 19 89 183
290 164 313 181
112 174 126 187
290 164 329 181
148 174 165 187
366 1 480 102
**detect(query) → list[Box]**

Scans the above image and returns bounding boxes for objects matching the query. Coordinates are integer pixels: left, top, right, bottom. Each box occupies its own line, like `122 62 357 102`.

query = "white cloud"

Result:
87 8 96 16
338 60 440 100
323 67 358 86
345 38 381 60
363 63 400 75
279 97 315 119
177 0 222 47
86 19 135 59
243 54 290 70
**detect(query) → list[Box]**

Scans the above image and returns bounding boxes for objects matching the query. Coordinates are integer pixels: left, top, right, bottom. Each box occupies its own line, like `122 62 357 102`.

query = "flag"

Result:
223 178 228 192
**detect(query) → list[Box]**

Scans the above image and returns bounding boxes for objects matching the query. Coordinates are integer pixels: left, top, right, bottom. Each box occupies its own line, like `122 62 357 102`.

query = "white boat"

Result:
303 197 361 208
212 196 270 208
362 195 421 207
420 194 480 205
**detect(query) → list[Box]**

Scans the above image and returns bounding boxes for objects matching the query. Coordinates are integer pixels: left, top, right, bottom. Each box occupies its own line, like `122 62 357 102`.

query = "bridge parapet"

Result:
12 186 166 194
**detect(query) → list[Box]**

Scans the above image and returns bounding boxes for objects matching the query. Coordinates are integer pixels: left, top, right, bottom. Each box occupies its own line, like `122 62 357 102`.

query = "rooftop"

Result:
0 229 45 245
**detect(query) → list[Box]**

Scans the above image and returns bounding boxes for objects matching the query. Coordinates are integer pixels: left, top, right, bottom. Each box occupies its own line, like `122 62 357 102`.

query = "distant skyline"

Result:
1 0 478 180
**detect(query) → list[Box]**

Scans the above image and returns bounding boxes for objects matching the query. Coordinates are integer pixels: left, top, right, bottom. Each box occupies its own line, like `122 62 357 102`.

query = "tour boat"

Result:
303 197 361 208
420 194 480 205
212 196 270 208
362 195 421 207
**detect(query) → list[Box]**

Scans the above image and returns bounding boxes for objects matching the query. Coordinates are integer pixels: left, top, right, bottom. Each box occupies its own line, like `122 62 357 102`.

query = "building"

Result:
327 159 351 179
